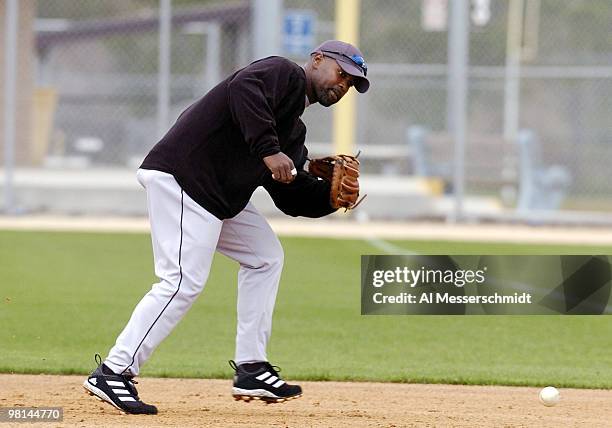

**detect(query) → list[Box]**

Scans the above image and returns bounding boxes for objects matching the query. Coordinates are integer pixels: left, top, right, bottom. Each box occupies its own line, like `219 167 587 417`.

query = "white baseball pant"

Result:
104 169 283 376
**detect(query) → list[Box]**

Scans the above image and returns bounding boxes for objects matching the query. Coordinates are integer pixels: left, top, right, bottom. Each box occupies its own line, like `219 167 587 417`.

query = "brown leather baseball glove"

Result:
308 154 365 210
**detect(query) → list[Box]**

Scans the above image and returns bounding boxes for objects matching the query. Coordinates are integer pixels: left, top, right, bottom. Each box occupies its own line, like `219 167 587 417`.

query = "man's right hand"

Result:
263 152 297 183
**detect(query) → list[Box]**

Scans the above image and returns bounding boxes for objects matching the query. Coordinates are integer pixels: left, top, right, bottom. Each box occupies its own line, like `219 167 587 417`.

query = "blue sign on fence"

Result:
283 10 317 57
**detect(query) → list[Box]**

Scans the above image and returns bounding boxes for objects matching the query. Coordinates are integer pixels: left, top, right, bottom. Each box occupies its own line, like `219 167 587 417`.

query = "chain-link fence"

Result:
292 0 612 217
1 0 611 220
33 0 251 169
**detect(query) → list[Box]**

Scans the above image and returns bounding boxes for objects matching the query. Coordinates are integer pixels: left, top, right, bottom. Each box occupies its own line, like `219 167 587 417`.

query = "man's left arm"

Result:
263 171 337 218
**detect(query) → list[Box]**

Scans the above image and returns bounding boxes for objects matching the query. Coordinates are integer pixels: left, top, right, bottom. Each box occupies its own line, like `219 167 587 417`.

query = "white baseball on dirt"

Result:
539 386 560 406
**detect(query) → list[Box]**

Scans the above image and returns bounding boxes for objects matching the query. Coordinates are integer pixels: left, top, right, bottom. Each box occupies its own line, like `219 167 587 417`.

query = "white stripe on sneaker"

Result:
118 396 137 402
107 380 125 387
112 388 130 395
273 380 285 388
256 372 271 381
264 375 278 385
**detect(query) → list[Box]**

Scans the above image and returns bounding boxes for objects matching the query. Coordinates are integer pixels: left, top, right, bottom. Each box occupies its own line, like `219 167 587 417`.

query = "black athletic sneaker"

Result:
229 360 302 403
83 354 158 415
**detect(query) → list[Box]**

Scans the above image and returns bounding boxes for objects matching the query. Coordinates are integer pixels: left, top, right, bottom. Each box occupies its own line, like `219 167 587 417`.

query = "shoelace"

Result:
123 377 140 398
228 360 283 378
263 362 283 377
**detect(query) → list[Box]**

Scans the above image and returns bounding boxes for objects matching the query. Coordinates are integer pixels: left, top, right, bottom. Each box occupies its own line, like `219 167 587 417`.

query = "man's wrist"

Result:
261 148 281 159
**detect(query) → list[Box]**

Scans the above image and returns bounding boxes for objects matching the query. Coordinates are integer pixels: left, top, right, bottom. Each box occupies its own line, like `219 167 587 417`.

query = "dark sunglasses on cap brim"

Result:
320 50 368 77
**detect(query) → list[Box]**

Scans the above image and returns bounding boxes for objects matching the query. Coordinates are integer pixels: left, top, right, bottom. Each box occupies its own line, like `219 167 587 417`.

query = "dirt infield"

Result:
1 375 611 427
3 216 612 245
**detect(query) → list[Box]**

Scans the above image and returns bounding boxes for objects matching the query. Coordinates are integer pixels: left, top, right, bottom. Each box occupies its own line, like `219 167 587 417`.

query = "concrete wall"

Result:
0 0 35 165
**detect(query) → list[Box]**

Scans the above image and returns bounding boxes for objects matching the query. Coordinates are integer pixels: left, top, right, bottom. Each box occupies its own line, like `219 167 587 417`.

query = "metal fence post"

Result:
204 22 221 91
503 0 524 141
3 0 18 214
252 0 282 60
157 0 172 139
448 0 470 222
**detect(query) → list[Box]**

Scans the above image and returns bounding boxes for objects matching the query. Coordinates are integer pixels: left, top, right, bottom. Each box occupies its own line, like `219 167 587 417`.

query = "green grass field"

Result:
1 230 612 388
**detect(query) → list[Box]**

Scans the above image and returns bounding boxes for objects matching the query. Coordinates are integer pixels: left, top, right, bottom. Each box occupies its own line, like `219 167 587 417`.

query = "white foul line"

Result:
365 238 418 255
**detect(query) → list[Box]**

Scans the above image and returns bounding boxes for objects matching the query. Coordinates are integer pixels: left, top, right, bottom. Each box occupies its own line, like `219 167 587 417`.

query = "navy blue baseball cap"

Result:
312 40 370 93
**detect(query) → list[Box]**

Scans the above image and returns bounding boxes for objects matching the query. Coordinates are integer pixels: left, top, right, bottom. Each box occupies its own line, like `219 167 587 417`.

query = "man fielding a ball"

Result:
83 40 369 415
